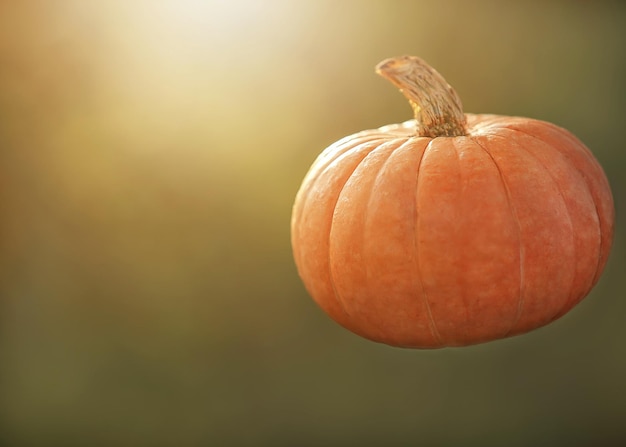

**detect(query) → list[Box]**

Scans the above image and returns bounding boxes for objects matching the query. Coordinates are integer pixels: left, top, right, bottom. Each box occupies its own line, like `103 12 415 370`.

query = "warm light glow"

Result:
62 0 297 158
153 0 268 34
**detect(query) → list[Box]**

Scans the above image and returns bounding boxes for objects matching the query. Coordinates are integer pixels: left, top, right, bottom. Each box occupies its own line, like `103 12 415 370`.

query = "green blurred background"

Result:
1 1 624 446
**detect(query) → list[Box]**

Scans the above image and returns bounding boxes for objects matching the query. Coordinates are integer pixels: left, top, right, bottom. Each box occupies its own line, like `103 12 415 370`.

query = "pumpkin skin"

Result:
291 57 615 348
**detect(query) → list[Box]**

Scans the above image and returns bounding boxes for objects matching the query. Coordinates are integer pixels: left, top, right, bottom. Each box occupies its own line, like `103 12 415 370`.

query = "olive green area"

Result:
1 1 625 446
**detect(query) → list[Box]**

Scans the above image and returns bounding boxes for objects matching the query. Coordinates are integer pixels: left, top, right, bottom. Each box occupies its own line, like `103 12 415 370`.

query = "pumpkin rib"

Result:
505 127 597 320
296 135 389 208
414 138 445 347
292 136 381 249
329 138 410 337
538 123 613 292
292 137 384 278
325 142 386 318
364 138 414 219
517 134 578 322
447 139 471 343
360 137 418 341
295 139 386 325
505 125 605 295
450 137 523 342
469 136 525 337
543 124 613 288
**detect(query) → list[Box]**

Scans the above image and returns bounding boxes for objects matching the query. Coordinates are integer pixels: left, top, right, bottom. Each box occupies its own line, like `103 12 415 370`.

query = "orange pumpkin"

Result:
291 55 615 348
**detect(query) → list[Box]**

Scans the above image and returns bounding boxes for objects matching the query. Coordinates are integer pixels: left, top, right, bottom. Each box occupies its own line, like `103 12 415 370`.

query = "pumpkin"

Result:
291 55 615 348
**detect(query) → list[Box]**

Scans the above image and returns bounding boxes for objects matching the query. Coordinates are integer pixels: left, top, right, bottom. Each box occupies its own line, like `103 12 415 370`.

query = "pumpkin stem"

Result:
376 55 467 138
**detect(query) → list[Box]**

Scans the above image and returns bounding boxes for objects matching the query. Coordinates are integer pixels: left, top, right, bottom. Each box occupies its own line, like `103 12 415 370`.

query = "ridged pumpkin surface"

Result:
291 115 614 348
291 57 614 348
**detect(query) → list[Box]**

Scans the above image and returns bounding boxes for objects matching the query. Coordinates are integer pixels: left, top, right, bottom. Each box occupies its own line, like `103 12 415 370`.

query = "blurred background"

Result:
1 1 625 446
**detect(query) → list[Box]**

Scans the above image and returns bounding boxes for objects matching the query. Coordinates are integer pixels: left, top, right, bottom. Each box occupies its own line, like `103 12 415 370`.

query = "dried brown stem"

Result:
376 55 467 138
